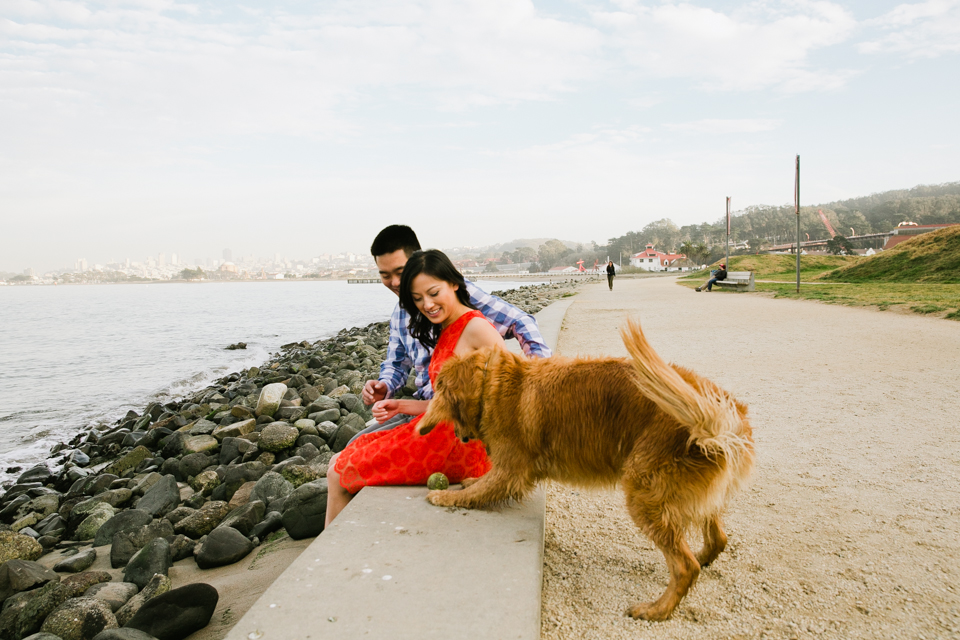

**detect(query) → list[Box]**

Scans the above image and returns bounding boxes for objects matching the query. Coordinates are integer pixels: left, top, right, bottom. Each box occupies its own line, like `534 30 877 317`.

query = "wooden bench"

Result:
714 271 755 292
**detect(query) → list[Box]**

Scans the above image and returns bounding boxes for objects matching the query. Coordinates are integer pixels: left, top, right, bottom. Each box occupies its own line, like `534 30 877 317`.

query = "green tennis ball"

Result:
427 472 449 491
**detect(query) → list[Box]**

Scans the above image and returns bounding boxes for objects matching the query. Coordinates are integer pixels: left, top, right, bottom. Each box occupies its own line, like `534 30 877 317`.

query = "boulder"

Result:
114 574 170 627
257 423 299 453
0 530 43 564
125 583 218 640
182 436 218 455
330 422 360 453
85 581 139 613
12 579 72 639
123 538 171 591
21 632 64 640
215 501 265 538
93 510 152 547
221 462 267 499
226 481 257 509
16 466 52 485
177 453 216 480
62 571 113 597
189 470 220 497
211 419 256 442
53 547 97 573
101 446 152 478
162 506 196 526
249 472 293 512
0 559 59 602
92 628 158 640
134 476 180 518
173 501 230 539
17 494 61 521
255 384 287 418
279 465 319 488
75 503 117 541
195 527 254 569
188 419 218 436
307 408 341 424
110 520 174 568
167 535 196 562
40 597 117 640
249 511 284 542
130 474 162 498
280 479 328 540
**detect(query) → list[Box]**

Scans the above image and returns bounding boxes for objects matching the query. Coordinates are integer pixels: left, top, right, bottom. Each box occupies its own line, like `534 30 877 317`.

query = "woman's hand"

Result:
372 399 401 424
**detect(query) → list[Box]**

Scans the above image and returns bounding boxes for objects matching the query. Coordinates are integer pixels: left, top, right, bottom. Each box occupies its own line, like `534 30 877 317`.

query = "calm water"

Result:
0 279 529 484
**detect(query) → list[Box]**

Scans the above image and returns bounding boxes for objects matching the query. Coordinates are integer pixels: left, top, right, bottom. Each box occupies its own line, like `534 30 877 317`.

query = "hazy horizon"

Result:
3 0 958 274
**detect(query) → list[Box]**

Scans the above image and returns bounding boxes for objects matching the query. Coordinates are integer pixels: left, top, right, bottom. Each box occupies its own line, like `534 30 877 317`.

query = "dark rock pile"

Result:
0 281 580 640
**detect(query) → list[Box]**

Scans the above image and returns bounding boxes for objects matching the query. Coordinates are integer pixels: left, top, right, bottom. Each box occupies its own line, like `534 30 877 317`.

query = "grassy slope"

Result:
680 254 859 281
820 225 960 284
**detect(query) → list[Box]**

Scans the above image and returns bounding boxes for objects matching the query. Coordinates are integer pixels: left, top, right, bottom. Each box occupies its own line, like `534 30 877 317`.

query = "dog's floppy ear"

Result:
419 350 487 438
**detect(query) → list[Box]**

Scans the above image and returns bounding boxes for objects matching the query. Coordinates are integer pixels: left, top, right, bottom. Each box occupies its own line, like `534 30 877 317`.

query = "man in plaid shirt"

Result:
357 225 551 440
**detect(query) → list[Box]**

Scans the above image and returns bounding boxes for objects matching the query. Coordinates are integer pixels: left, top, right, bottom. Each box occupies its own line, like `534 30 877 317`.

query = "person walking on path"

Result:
606 260 616 290
696 263 727 292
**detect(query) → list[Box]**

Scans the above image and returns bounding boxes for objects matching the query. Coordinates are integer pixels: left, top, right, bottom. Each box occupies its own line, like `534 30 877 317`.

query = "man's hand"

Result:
362 380 388 406
372 399 401 424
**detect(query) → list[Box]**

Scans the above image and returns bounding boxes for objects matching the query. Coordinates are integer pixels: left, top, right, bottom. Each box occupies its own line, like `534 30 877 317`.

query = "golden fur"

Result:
417 319 755 621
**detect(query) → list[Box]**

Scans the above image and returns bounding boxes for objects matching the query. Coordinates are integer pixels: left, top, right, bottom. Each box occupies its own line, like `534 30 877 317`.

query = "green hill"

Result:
682 254 860 280
821 226 960 284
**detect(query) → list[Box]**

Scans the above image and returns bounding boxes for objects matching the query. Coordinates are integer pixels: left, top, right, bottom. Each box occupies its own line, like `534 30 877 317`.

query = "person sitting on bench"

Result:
696 263 726 292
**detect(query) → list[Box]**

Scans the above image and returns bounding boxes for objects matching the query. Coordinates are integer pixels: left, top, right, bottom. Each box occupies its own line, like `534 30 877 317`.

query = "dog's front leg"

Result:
427 467 533 509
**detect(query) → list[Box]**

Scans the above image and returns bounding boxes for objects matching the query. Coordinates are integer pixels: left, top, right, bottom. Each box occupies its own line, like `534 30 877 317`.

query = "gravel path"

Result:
541 276 960 640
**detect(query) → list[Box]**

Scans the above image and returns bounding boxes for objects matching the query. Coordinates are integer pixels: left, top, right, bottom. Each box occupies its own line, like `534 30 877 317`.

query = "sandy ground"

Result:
541 276 960 640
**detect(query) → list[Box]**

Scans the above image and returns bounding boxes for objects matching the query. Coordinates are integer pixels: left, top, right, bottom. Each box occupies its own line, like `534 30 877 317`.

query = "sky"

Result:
2 0 959 273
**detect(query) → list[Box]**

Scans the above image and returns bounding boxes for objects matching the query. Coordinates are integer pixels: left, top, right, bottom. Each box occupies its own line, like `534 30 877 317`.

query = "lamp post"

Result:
795 154 801 293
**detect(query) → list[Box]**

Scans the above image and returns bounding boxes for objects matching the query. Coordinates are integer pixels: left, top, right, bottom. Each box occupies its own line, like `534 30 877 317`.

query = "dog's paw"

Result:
426 490 457 507
626 601 675 622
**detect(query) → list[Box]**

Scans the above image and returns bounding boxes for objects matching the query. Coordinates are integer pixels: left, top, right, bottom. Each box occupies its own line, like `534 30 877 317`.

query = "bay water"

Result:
0 279 530 485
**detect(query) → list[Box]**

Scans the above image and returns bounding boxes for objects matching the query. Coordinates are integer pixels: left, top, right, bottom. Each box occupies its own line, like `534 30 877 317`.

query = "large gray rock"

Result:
123 538 171 591
101 446 152 478
21 632 65 640
134 476 180 518
280 479 328 540
173 501 230 539
10 579 72 639
257 423 299 452
215 500 265 538
182 435 218 455
221 462 267 499
195 527 253 570
188 419 218 436
0 530 44 564
93 510 153 547
307 408 340 424
74 503 117 541
0 559 59 602
255 383 287 418
130 474 162 498
40 597 117 640
330 422 361 452
177 453 216 480
85 581 139 613
249 472 293 513
110 520 174 568
93 628 158 640
114 574 170 627
53 548 97 573
125 583 218 640
211 419 256 442
17 494 61 521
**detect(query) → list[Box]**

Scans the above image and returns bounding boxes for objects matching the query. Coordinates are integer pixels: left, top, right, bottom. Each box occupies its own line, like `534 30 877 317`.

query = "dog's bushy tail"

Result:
619 319 752 467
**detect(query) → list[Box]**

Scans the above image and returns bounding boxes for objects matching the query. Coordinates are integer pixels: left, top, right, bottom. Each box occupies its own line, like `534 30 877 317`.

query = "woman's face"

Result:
410 273 461 326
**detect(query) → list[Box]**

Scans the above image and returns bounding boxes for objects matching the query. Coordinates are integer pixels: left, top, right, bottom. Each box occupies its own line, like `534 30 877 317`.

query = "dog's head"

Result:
416 347 495 441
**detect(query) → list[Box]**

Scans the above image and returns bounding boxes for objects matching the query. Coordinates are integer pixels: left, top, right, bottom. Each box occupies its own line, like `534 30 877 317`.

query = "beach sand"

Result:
541 276 960 640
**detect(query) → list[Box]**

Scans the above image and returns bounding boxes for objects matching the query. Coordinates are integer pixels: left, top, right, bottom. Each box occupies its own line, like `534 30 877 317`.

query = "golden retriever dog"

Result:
416 319 754 621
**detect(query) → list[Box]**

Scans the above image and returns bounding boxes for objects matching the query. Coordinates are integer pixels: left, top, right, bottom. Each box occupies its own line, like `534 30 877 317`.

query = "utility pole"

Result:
725 196 731 268
795 155 801 293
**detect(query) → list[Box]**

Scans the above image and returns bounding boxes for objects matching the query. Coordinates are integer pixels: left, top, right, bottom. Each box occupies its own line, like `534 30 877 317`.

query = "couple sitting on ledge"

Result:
325 225 552 525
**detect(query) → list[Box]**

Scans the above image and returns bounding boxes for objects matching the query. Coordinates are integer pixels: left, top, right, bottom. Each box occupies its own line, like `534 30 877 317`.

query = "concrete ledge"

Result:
226 296 575 640
226 486 545 640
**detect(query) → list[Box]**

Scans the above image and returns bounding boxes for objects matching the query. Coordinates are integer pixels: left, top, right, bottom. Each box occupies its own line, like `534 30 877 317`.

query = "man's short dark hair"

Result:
371 225 421 258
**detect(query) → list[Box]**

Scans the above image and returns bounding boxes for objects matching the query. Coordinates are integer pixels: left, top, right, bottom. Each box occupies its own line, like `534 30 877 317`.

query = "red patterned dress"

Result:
333 309 492 493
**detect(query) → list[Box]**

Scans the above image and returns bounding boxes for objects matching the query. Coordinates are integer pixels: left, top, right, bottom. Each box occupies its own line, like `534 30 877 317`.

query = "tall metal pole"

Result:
725 196 731 268
795 155 801 293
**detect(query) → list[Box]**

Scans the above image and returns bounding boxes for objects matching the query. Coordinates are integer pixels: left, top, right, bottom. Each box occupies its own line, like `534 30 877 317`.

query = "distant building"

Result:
220 262 239 274
882 223 958 250
171 253 179 266
158 253 166 267
76 258 88 272
223 249 233 262
629 244 690 271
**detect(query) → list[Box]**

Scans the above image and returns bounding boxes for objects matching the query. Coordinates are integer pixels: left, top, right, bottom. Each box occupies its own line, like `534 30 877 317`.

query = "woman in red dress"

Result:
325 250 505 525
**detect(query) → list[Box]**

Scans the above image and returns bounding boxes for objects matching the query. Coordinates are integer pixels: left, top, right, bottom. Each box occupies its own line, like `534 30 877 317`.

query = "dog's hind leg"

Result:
696 514 727 568
624 496 700 621
427 467 534 508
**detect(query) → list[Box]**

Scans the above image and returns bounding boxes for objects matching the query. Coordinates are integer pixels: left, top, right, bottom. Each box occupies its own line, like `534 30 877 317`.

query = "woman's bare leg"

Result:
325 453 355 527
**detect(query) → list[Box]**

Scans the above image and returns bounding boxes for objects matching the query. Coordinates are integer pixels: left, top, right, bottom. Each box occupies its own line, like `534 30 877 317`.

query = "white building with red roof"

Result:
629 244 690 271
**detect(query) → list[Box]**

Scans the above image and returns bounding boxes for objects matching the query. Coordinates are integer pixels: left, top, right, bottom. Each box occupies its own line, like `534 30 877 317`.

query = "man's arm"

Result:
377 305 413 399
465 281 552 358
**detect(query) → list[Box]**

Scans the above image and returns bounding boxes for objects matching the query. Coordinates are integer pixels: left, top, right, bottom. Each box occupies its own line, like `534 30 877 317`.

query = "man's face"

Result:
375 249 408 296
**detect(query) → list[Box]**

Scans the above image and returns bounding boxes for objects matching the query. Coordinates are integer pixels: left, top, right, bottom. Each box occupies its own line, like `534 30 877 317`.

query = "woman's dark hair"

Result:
399 250 474 349
370 225 421 258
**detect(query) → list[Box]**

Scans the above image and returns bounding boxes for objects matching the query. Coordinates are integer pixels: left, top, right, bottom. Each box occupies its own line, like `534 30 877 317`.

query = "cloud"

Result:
859 0 960 58
664 118 782 134
593 1 858 92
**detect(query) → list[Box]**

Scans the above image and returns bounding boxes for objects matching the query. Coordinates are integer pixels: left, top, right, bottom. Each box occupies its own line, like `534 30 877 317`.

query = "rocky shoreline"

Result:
0 281 582 640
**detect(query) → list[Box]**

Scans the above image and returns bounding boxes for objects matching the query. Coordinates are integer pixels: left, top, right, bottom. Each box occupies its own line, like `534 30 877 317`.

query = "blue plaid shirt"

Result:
379 280 551 400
